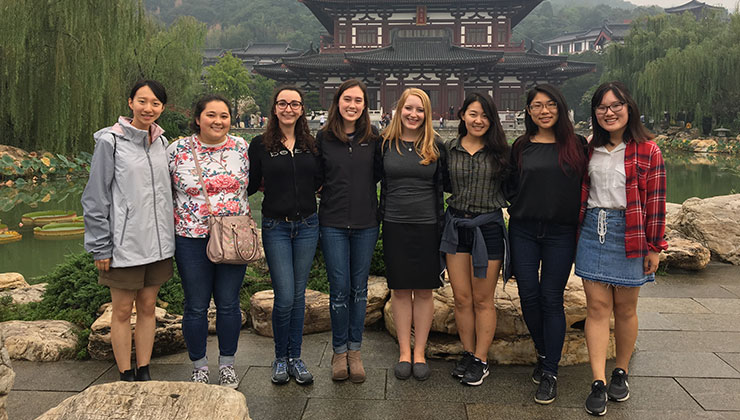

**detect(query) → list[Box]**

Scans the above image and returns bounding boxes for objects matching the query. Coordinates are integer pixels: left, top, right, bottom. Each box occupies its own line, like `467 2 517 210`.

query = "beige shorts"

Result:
98 258 173 290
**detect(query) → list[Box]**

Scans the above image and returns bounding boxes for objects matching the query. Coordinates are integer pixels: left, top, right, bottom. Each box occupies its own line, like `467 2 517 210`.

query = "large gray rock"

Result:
0 283 46 305
250 276 390 337
661 228 711 271
675 194 740 265
87 304 185 360
0 320 79 361
0 273 28 291
0 329 15 420
665 202 682 230
36 381 250 420
384 270 614 365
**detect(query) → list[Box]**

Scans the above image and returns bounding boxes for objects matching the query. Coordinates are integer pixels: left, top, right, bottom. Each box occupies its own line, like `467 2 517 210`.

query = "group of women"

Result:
82 77 666 416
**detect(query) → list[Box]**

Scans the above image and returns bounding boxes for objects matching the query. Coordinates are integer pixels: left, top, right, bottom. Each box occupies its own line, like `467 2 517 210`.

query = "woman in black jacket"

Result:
317 79 381 383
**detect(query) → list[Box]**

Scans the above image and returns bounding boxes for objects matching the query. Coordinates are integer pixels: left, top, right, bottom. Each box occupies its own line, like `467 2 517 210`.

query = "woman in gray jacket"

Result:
82 80 175 382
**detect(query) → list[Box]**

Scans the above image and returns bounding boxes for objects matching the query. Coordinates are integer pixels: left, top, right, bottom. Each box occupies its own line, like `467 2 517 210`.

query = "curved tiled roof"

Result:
346 38 503 67
495 52 566 70
281 53 353 71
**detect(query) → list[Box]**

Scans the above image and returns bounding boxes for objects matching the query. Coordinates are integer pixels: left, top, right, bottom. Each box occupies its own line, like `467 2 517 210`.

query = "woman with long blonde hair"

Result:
380 88 446 381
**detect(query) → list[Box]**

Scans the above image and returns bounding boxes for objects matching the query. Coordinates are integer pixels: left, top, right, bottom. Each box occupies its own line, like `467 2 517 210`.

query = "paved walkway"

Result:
7 263 740 419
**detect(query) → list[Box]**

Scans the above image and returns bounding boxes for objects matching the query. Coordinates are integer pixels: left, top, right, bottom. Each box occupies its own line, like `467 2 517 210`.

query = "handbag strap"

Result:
188 136 215 214
187 136 253 218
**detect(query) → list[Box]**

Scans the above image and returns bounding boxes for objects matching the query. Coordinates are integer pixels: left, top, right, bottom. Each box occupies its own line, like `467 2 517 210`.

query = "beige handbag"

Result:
189 137 262 264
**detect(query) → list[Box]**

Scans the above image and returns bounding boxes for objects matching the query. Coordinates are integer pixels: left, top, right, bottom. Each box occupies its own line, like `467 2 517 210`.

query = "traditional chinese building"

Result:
665 0 726 19
254 0 596 116
542 22 631 56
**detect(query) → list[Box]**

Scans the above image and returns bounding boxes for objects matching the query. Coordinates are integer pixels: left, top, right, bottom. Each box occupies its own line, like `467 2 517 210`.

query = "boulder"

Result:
665 202 682 230
250 276 390 337
0 283 46 305
384 271 588 339
661 228 711 271
87 304 185 360
0 320 79 361
425 330 615 366
675 194 740 265
383 269 615 365
688 139 718 153
208 300 248 334
36 381 250 420
0 329 15 420
0 273 28 291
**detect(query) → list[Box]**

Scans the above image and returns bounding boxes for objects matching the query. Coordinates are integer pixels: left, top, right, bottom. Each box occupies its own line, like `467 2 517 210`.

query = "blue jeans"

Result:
175 235 247 364
262 213 319 359
509 219 577 375
320 225 379 353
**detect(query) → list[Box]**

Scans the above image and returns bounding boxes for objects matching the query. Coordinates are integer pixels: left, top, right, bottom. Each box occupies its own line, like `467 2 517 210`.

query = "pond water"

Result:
1 149 738 281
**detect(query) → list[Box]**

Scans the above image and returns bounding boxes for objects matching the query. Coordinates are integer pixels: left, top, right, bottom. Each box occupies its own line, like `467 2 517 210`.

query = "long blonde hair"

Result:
381 88 438 165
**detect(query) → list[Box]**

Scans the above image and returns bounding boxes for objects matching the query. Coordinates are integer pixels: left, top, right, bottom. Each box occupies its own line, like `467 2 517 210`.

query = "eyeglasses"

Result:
594 102 625 115
276 100 303 110
528 102 558 113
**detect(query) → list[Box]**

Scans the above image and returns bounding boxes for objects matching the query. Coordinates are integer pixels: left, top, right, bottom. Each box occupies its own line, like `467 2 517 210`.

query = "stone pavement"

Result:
7 262 740 420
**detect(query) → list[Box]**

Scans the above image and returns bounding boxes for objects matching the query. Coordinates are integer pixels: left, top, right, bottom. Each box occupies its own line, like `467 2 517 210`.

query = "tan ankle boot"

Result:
331 352 349 381
347 350 366 383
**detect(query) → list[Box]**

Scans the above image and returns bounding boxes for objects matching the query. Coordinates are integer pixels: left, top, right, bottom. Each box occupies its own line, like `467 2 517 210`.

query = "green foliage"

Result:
205 52 253 116
248 75 276 115
603 12 740 128
144 0 325 50
557 51 606 122
157 109 191 139
0 1 205 154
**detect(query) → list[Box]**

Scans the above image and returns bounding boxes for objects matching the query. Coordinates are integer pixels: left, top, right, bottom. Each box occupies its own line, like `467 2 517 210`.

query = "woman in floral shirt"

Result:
168 94 249 389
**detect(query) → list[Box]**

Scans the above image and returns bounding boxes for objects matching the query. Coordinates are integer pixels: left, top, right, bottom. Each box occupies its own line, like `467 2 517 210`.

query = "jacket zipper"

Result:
119 208 130 245
145 138 163 258
347 142 353 229
291 148 300 220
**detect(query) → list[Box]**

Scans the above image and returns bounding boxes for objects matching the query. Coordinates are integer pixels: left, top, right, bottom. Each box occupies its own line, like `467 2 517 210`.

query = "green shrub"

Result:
157 109 190 139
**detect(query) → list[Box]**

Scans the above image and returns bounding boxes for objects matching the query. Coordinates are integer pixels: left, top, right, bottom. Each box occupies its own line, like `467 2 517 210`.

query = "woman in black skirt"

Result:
380 88 445 381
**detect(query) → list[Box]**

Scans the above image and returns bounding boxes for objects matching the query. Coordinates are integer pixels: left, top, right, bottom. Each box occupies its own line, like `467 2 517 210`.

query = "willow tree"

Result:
0 1 205 154
603 12 740 128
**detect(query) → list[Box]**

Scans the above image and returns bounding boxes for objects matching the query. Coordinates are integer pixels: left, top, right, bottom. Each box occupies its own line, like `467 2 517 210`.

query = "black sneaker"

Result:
532 354 545 385
451 351 474 378
534 372 557 405
607 368 630 401
461 357 489 386
585 380 608 416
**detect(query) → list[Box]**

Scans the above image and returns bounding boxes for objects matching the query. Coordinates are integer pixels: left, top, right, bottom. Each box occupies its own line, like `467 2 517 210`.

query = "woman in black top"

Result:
507 84 587 404
316 79 381 383
381 88 445 382
247 86 321 386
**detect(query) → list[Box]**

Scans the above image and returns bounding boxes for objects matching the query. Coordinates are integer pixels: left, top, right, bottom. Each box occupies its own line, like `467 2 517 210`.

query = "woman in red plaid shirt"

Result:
576 82 668 416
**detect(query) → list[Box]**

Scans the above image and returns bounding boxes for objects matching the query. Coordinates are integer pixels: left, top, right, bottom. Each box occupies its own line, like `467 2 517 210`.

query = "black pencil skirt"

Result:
382 221 442 290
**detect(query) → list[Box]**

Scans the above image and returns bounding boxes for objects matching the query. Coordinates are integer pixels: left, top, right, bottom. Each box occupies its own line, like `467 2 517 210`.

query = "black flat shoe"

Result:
394 361 412 380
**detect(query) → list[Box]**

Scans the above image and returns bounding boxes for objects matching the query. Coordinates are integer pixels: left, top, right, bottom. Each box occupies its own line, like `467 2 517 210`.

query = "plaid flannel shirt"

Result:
579 139 668 258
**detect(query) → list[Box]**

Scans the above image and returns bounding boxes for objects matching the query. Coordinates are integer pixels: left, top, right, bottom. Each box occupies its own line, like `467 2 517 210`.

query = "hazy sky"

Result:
630 0 738 11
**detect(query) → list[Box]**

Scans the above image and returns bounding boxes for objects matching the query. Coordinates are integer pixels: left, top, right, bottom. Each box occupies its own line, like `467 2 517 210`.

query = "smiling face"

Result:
128 85 164 130
338 85 365 128
400 94 425 136
527 92 559 131
274 89 303 128
196 100 230 144
595 90 628 137
461 100 490 138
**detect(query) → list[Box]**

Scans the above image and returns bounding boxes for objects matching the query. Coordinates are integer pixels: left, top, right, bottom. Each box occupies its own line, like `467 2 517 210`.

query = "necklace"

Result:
402 139 414 152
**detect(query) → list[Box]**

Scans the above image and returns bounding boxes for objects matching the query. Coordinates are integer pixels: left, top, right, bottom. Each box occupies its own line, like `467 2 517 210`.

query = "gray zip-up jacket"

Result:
82 117 175 267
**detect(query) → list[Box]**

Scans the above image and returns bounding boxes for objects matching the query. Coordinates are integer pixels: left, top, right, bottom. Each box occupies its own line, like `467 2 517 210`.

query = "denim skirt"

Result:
575 208 654 287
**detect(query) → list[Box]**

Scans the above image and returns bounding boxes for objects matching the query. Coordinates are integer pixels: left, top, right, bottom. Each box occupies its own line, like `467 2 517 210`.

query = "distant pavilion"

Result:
253 0 596 116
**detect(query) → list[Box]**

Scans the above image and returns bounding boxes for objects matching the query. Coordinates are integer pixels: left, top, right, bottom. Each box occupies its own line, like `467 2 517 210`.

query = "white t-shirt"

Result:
587 142 627 209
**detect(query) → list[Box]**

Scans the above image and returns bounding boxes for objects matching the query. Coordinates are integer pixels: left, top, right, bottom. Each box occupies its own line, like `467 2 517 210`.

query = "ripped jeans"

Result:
262 213 320 359
320 225 380 353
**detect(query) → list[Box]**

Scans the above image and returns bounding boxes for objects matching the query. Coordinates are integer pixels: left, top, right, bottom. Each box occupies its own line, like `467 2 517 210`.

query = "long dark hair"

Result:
590 81 654 147
263 85 316 153
129 79 167 104
513 84 585 176
457 92 509 175
323 79 374 143
189 93 231 133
